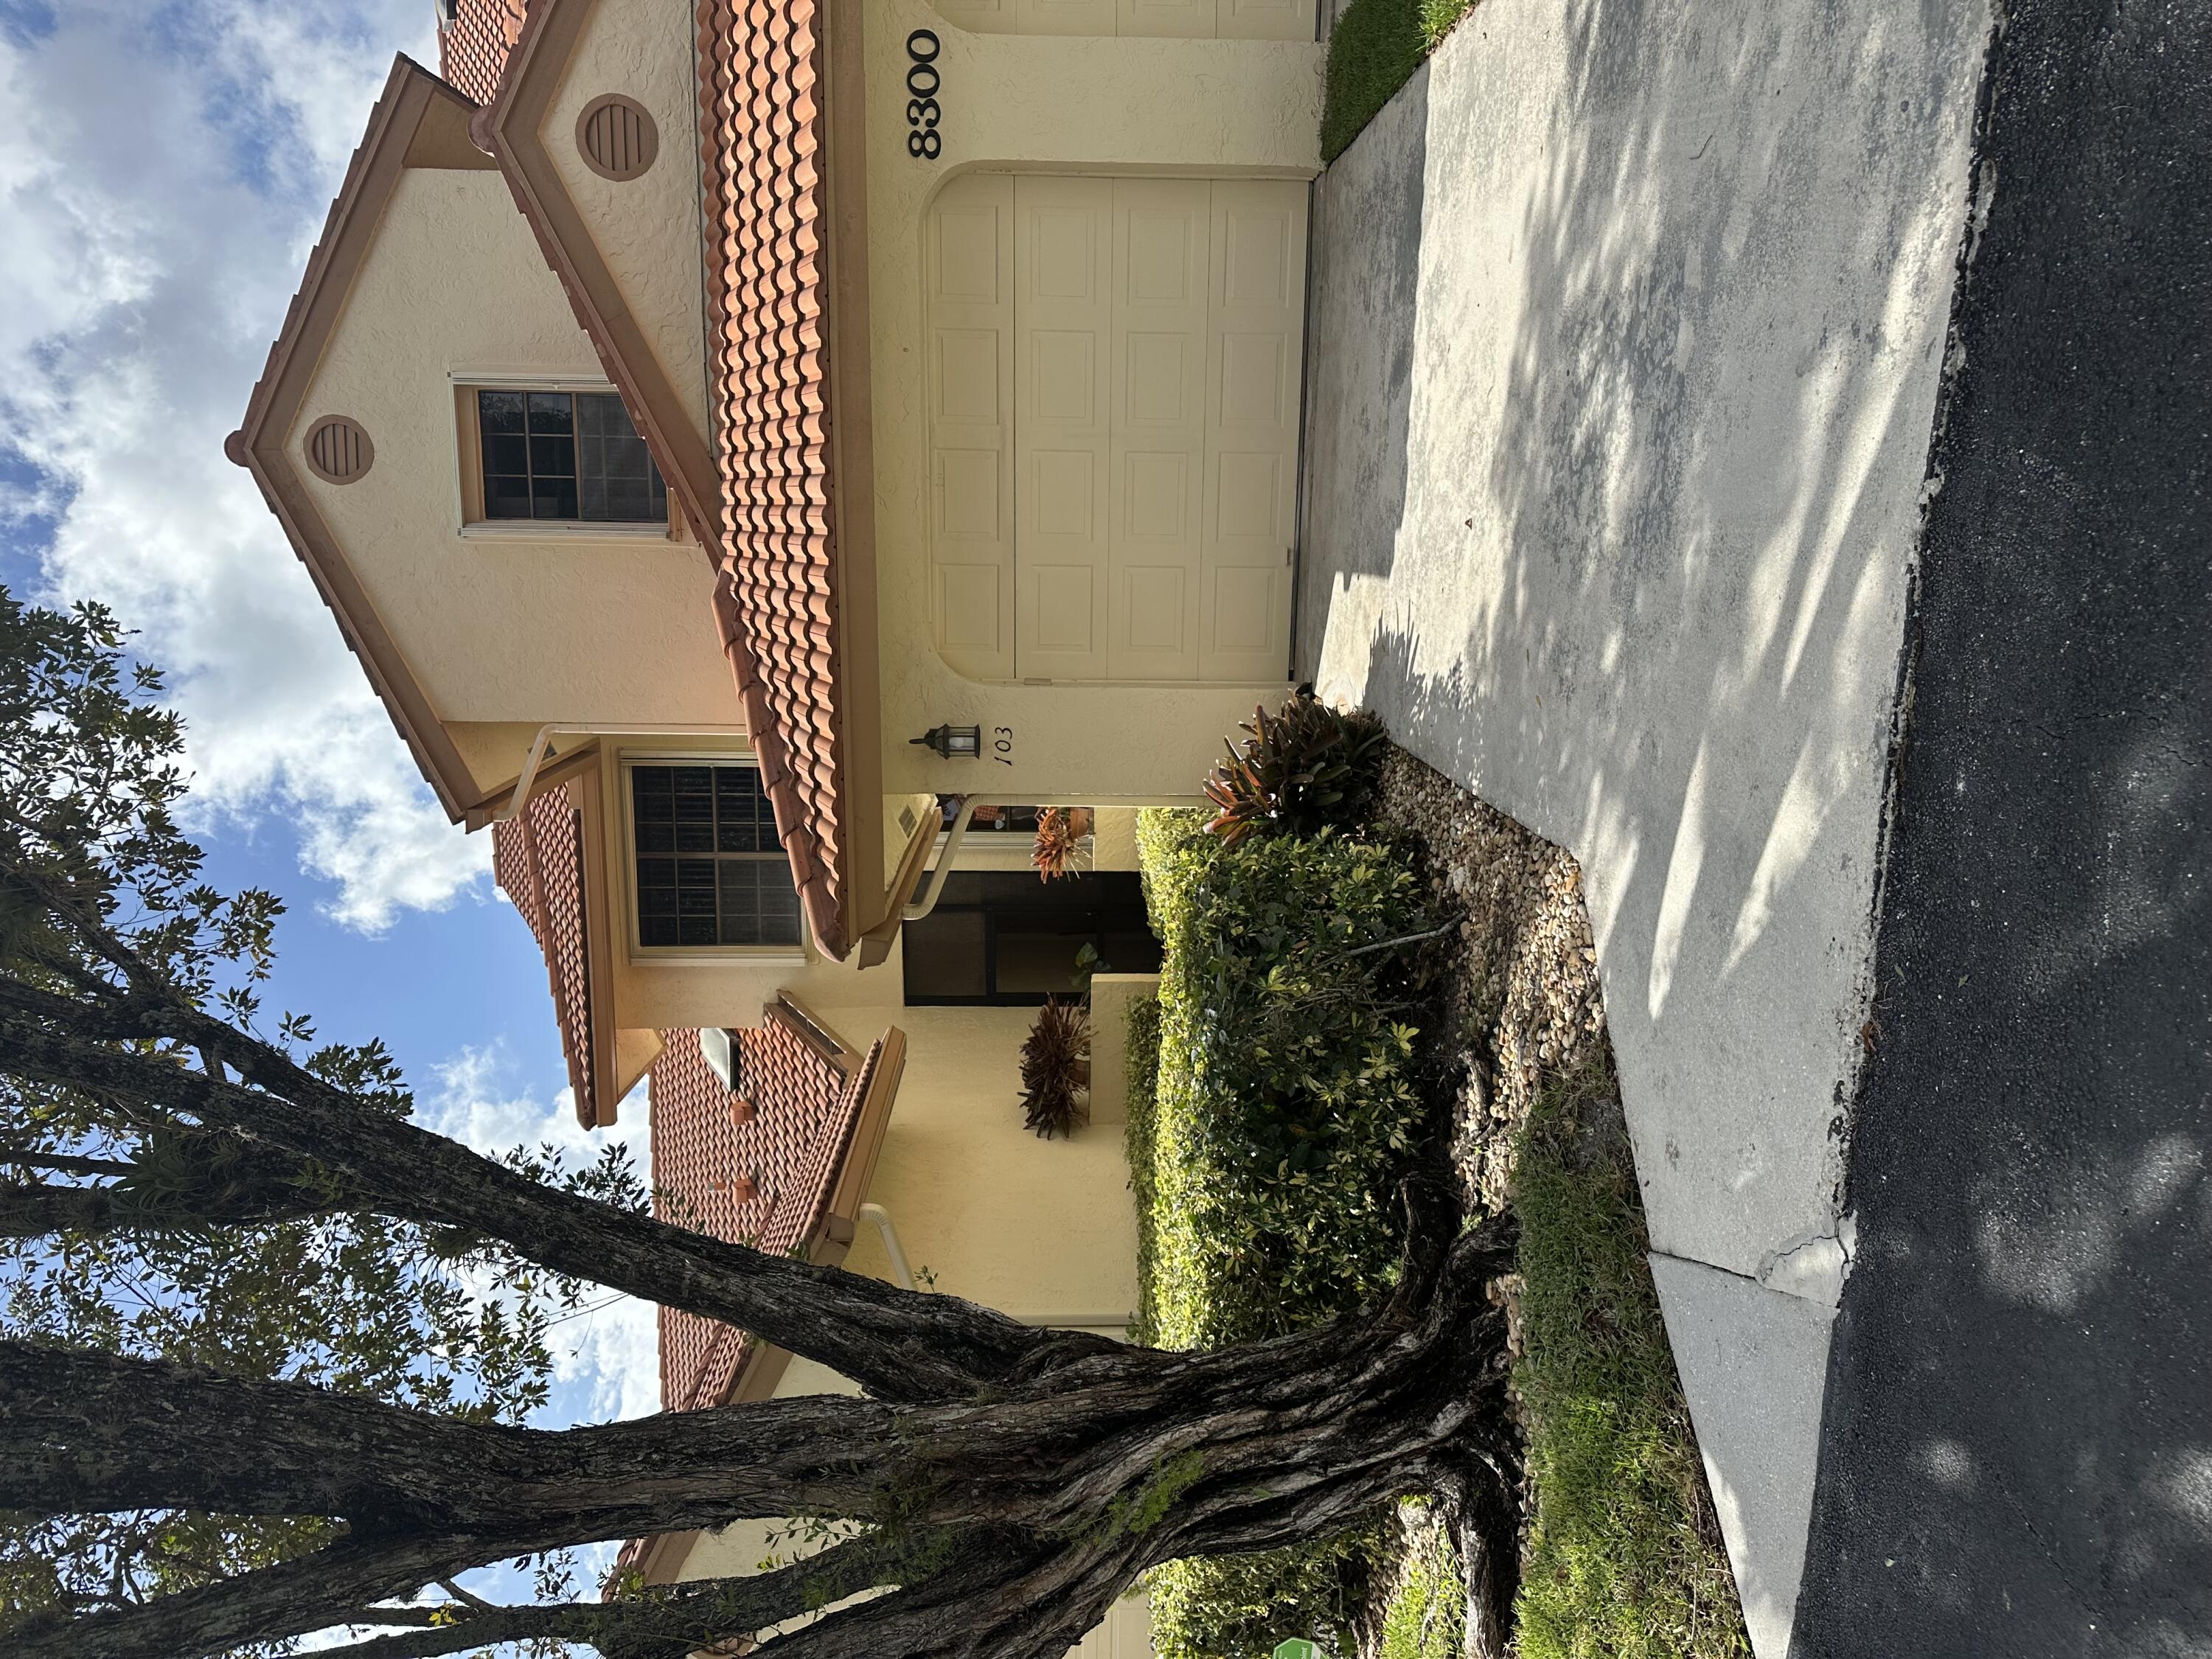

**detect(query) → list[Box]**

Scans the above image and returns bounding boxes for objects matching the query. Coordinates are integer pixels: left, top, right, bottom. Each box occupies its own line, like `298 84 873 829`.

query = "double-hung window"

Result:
630 763 802 949
476 389 668 524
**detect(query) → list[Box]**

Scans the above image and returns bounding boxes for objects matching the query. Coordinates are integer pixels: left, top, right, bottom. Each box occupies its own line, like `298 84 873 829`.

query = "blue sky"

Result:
0 0 664 1596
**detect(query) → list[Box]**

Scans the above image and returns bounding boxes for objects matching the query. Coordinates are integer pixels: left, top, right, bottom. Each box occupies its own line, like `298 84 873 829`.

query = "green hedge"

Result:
1129 811 1435 1658
1133 812 1431 1349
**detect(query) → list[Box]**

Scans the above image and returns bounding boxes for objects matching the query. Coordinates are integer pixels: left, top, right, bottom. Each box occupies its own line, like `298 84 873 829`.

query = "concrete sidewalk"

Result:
1294 0 1991 1649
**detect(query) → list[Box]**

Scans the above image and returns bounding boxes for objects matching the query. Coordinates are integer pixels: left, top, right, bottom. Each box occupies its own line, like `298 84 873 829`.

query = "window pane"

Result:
717 860 759 946
756 871 801 942
482 434 528 476
532 481 578 521
484 476 532 519
529 435 575 479
479 391 525 435
632 769 672 819
526 392 574 434
576 392 667 524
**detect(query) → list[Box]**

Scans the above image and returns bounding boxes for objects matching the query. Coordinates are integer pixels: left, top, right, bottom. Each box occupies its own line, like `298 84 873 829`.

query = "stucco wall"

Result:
294 167 731 741
861 4 1324 807
543 0 712 449
829 1003 1141 1318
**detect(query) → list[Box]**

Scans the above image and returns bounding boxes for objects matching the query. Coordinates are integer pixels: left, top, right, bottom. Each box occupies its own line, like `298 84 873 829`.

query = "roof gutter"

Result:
903 795 981 922
492 723 748 823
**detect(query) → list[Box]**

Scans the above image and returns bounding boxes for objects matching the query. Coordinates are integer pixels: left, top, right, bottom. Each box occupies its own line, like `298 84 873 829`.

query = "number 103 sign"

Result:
904 30 942 159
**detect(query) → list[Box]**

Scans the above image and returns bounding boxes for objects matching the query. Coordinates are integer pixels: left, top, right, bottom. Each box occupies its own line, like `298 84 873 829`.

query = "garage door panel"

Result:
937 0 1308 38
1217 0 1310 38
1217 331 1291 427
1031 331 1099 423
928 175 1016 681
1119 0 1216 36
1020 0 1119 34
1033 564 1104 652
1109 179 1207 679
1201 181 1304 681
1017 178 1112 679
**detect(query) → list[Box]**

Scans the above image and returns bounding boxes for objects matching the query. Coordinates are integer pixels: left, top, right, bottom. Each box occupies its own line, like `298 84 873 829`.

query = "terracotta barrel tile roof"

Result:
439 0 532 105
696 0 852 959
650 1021 882 1413
492 788 599 1125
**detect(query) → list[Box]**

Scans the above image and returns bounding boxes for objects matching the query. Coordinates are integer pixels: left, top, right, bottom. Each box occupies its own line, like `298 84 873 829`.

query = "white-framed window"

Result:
626 761 803 950
450 380 678 537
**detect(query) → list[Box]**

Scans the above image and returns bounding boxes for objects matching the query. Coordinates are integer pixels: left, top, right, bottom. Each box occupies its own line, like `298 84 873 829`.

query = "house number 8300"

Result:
905 30 942 159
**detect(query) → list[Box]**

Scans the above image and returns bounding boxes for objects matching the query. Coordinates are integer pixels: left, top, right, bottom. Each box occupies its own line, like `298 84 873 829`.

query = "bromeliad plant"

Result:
1203 687 1387 845
1032 807 1082 883
1019 998 1091 1138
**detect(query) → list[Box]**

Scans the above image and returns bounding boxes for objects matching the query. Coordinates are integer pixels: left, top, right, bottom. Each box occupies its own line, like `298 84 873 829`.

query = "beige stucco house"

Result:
230 0 1324 1638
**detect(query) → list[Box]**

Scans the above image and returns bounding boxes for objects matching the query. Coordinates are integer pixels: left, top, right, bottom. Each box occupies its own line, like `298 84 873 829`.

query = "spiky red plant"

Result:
1019 998 1092 1138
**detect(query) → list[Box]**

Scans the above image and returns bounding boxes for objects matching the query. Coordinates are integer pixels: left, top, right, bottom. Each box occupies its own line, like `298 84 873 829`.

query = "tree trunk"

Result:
1 1222 1520 1659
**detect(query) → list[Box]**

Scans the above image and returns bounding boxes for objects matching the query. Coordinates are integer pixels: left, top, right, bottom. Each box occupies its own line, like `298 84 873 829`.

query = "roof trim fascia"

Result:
226 57 484 824
573 768 623 1128
818 0 889 942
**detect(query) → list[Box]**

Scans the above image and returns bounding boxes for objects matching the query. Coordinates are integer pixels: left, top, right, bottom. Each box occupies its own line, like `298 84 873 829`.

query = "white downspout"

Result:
855 1203 917 1292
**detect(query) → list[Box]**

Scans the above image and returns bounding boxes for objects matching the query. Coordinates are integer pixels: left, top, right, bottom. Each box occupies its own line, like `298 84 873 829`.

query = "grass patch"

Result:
1376 1510 1465 1659
1512 1051 1751 1659
1128 809 1436 1656
1322 0 1478 161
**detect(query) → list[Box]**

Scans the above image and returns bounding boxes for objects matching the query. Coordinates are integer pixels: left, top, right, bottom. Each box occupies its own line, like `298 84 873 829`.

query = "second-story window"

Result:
630 763 803 949
478 389 668 523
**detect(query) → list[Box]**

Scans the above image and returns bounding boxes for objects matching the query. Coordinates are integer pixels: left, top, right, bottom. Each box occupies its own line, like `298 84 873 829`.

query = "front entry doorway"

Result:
901 869 1163 1005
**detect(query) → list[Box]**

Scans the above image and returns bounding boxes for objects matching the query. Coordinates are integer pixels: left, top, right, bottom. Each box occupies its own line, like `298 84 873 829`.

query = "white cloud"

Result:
0 0 483 931
425 1045 663 1425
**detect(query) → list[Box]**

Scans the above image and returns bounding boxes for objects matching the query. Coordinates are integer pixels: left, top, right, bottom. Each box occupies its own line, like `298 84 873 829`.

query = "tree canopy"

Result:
0 589 1520 1659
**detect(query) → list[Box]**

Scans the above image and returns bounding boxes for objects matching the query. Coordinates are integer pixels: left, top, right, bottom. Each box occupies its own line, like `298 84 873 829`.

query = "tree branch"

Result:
6 1531 525 1659
0 1171 350 1242
305 1537 928 1659
0 1143 135 1178
0 1005 1064 1402
0 1338 930 1539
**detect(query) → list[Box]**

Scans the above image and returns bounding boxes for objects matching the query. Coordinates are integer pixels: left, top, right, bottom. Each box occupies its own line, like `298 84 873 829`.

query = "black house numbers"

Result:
905 30 942 159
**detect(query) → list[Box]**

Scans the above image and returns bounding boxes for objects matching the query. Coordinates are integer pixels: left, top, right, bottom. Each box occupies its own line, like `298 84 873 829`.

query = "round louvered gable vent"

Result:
303 416 373 484
577 95 657 182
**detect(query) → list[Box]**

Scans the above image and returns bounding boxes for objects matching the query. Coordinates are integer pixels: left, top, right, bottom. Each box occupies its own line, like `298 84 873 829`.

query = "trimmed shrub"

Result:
1321 0 1478 161
1136 814 1433 1347
1128 811 1435 1658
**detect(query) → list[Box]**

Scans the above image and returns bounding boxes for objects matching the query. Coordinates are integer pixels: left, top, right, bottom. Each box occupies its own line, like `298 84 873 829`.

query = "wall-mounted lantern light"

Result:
911 723 983 760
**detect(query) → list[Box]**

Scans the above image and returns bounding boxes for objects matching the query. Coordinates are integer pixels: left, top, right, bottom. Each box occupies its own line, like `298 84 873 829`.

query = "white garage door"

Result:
927 174 1308 684
933 0 1309 41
